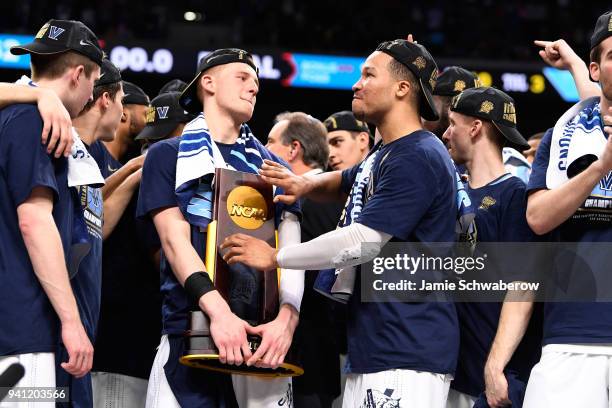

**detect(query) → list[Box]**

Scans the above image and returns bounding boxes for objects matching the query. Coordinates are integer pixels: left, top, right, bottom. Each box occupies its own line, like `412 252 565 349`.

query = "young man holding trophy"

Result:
137 48 303 407
222 40 460 407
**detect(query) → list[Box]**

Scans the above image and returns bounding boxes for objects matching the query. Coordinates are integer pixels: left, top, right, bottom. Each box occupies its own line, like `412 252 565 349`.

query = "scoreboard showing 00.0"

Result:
109 46 173 74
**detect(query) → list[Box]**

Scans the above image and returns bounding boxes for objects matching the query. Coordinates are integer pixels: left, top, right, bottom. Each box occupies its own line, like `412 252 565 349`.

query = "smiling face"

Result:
351 51 397 125
205 62 259 123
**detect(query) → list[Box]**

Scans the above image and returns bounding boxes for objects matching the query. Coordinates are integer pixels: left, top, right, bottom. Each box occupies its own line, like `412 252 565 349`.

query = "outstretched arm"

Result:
259 159 346 205
103 169 142 239
534 39 600 100
222 222 391 272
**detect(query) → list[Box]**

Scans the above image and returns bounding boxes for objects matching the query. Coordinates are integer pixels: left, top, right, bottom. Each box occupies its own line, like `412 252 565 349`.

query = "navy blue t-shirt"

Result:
0 104 73 355
528 128 612 344
89 140 122 178
341 130 460 374
453 175 540 397
137 137 300 335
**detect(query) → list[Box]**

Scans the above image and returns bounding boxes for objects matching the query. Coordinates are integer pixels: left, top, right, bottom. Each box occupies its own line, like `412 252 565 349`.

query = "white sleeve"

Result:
276 222 392 271
277 211 304 312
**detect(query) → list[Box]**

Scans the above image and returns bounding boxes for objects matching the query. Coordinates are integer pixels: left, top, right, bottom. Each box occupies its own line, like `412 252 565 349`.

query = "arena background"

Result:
1 1 610 140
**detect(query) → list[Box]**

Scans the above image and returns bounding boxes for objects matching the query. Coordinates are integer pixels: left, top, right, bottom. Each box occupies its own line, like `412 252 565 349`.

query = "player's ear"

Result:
357 132 369 150
71 65 85 88
589 61 600 82
200 74 215 94
102 91 111 109
396 80 411 98
290 141 301 160
470 119 483 139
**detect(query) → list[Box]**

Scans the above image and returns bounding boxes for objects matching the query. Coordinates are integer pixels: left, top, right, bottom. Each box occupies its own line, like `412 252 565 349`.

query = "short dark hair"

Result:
388 58 420 102
590 43 603 64
274 112 329 169
30 51 98 81
81 81 122 113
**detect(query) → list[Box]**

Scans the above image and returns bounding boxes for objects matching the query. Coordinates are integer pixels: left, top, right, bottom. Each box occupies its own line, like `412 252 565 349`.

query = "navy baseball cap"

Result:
94 59 121 87
324 111 371 135
376 39 439 121
180 48 259 114
10 20 104 65
122 81 150 106
451 87 529 151
433 66 480 96
136 92 197 141
590 10 612 50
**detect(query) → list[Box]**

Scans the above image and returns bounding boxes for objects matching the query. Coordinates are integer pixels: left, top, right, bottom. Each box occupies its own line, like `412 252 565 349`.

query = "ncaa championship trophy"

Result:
180 168 303 377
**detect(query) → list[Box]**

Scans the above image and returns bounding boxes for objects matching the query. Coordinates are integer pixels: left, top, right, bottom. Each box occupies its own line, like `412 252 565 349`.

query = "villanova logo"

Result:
156 106 170 120
48 26 65 40
599 172 612 191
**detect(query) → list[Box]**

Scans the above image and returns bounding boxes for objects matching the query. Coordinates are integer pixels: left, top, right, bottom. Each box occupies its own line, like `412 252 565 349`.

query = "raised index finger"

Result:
533 40 551 48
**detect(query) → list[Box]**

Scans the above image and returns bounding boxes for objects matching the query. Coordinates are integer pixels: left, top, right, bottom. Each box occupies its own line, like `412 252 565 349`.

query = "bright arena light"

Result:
184 11 197 21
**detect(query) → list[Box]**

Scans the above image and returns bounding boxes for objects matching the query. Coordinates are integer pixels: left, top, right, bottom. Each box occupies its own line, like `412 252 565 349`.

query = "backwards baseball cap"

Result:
136 92 197 141
376 39 439 121
590 10 612 50
450 87 529 151
95 59 121 87
180 48 259 114
122 81 150 106
324 111 371 136
433 66 480 96
10 19 104 65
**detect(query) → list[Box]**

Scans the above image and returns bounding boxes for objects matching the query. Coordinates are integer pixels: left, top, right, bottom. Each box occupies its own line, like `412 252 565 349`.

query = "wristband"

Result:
184 271 215 305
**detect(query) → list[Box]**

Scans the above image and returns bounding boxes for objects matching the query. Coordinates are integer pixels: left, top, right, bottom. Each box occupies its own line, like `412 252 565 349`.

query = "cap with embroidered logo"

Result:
375 39 439 121
590 10 612 50
324 110 371 136
450 87 529 151
180 48 259 114
433 66 480 97
136 92 197 141
10 19 104 65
